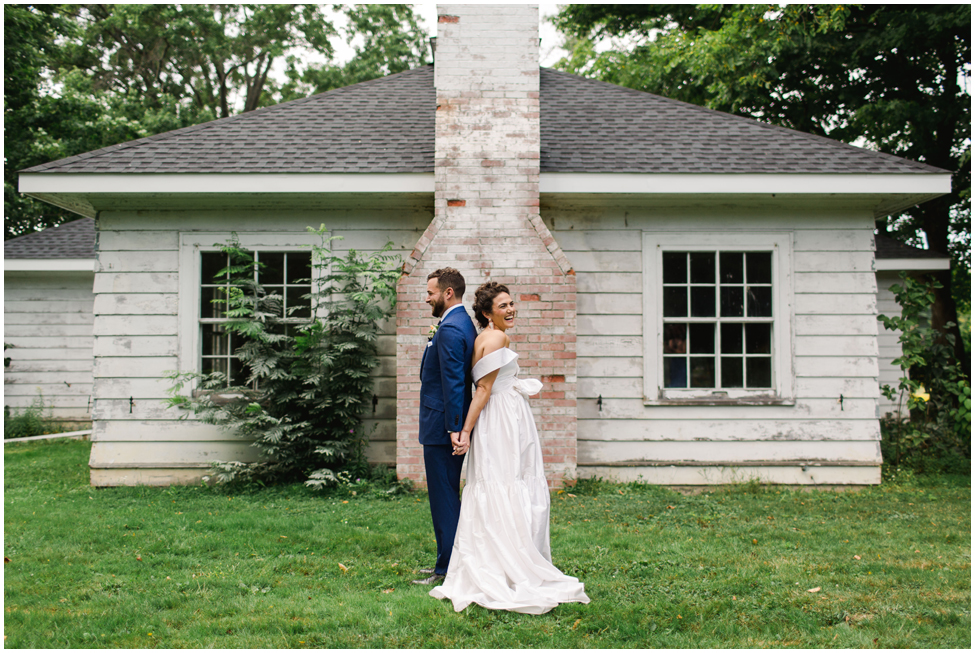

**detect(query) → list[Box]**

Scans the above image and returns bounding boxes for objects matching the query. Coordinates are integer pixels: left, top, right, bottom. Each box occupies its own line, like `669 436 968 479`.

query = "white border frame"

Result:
642 232 795 405
177 231 325 380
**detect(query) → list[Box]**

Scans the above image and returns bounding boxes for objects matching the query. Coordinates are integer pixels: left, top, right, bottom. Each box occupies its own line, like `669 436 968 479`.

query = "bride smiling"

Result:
429 282 590 614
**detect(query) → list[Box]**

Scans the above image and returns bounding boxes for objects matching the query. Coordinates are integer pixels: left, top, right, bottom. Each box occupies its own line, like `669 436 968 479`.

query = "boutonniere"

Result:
427 324 439 341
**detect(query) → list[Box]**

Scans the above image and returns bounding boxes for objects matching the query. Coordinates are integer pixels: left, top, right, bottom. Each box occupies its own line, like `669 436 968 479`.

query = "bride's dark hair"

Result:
473 281 511 329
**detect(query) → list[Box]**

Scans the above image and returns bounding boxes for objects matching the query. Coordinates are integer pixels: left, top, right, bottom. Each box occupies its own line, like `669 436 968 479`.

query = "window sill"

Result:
644 393 795 407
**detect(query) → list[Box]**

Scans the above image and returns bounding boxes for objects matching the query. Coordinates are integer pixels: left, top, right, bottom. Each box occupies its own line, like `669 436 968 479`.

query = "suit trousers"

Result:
423 443 466 574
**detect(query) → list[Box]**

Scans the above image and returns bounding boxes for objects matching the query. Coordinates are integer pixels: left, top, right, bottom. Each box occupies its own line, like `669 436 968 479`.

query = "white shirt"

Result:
439 302 464 323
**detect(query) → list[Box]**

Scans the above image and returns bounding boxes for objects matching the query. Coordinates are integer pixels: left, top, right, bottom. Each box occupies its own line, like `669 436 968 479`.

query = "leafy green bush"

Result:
2 393 75 439
168 227 400 488
878 273 971 472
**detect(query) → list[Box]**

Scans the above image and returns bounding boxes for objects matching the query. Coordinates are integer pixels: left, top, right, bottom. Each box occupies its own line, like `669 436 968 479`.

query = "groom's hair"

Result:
428 267 466 298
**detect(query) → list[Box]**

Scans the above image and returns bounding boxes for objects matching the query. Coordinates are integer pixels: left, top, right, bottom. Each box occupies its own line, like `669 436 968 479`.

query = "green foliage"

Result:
5 4 428 239
280 5 429 99
2 393 77 439
552 4 971 359
168 228 400 488
878 273 971 471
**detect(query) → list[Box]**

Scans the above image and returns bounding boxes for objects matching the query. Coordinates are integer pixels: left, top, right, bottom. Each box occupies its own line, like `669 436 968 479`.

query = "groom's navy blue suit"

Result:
420 304 477 575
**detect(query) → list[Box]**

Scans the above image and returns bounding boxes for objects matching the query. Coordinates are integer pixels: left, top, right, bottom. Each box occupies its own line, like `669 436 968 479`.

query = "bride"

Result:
429 282 590 614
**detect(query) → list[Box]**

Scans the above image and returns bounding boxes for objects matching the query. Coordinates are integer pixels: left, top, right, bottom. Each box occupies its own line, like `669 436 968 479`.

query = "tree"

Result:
5 4 429 240
553 4 971 371
280 4 429 99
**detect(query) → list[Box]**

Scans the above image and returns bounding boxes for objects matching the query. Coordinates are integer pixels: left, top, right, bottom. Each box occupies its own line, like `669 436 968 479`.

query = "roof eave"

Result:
875 258 951 271
4 258 95 272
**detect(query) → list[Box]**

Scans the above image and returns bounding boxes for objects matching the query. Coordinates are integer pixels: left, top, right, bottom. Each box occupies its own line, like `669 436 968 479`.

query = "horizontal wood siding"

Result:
4 272 96 419
90 209 430 484
544 203 882 483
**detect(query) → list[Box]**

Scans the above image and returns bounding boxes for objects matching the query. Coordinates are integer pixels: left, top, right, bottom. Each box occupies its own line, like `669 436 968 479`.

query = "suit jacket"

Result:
419 305 477 446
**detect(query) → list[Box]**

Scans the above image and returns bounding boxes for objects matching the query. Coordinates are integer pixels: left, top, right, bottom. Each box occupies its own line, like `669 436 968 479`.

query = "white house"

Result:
4 218 96 421
15 5 952 486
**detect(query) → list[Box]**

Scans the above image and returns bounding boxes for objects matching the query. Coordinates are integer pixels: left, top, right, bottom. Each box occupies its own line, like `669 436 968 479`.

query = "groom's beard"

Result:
430 296 446 318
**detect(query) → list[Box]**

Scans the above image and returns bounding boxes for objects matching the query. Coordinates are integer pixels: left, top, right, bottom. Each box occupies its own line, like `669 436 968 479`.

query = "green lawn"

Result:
4 439 971 648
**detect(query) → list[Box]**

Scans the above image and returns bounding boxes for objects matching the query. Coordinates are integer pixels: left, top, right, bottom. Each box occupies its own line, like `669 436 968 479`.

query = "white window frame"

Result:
642 232 795 405
177 231 324 383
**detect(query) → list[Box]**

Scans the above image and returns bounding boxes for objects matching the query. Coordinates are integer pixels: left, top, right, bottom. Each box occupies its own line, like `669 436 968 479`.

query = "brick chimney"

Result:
395 4 577 488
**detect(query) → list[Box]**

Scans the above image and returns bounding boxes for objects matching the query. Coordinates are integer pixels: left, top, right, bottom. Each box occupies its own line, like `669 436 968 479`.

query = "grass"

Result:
3 439 971 648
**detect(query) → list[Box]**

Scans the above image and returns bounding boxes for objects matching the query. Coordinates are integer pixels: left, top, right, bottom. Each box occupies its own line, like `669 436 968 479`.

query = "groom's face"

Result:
426 278 449 318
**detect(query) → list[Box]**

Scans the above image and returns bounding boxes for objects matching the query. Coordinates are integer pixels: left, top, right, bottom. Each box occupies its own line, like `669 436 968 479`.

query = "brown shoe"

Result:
411 573 445 586
418 567 436 575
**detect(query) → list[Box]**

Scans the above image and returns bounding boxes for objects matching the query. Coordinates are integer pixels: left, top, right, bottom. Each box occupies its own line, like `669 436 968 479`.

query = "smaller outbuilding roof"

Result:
4 218 95 259
874 233 948 260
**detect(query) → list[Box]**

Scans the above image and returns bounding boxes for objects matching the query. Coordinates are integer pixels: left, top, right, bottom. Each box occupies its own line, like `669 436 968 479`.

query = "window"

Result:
178 232 323 386
643 233 793 404
199 250 312 385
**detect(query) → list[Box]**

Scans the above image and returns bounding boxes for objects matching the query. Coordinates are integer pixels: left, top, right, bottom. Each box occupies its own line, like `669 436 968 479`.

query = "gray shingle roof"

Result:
4 218 95 259
875 233 948 260
539 69 943 174
22 66 944 176
24 67 436 175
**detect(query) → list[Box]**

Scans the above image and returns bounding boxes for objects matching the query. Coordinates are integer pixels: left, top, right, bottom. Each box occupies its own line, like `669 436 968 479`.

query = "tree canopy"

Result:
4 4 429 240
553 3 971 365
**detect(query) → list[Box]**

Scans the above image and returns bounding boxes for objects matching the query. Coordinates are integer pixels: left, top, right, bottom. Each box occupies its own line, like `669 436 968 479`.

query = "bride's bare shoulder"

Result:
474 329 508 357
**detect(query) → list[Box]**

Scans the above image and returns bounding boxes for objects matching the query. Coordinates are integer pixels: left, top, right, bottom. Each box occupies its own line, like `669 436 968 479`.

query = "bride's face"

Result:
485 292 516 332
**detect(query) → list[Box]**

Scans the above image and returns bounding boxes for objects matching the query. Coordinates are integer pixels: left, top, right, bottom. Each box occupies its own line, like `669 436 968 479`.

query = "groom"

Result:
412 268 477 585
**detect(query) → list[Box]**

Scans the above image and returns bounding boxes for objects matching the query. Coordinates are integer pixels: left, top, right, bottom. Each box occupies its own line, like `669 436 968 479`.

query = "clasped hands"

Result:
451 430 470 456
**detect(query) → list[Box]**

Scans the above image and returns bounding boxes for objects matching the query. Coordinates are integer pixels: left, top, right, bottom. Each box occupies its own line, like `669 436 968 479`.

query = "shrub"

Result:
168 227 400 488
878 273 971 472
4 393 58 439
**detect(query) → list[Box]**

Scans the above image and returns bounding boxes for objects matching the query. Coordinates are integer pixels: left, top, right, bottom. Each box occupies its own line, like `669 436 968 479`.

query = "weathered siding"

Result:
4 271 95 420
544 201 882 485
90 209 429 486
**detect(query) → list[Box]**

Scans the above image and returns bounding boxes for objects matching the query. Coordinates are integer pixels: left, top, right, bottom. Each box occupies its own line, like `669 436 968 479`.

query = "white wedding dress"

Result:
429 347 590 614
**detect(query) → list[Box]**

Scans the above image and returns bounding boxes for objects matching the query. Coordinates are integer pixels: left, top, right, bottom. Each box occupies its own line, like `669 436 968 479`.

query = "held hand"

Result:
451 430 470 456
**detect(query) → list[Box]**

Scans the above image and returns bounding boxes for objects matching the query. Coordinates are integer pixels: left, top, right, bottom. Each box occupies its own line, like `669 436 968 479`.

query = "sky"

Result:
325 3 569 68
412 3 569 67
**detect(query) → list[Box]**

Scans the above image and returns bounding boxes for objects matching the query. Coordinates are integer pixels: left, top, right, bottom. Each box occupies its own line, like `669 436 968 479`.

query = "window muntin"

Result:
643 232 793 405
199 250 312 387
662 251 774 390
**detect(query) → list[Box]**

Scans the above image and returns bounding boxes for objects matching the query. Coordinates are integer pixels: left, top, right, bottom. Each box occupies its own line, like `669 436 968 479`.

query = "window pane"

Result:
259 252 285 285
721 357 744 388
720 252 743 284
663 357 687 388
690 252 715 284
745 323 772 354
286 286 311 318
690 286 715 317
720 286 744 317
689 323 714 354
202 356 228 377
201 252 228 283
663 252 687 284
721 323 743 354
202 324 231 356
689 357 715 388
663 287 687 317
230 356 248 386
262 287 285 318
746 358 772 388
747 252 772 284
663 323 687 354
200 285 226 319
288 252 312 284
747 286 772 317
